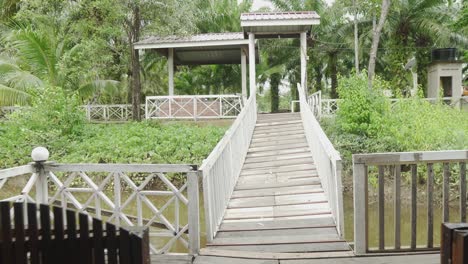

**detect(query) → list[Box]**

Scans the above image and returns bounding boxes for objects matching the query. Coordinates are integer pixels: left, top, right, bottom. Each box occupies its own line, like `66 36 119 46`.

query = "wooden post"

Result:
353 160 367 255
300 32 307 91
168 48 174 96
248 33 256 98
187 171 200 255
34 161 49 205
241 49 247 102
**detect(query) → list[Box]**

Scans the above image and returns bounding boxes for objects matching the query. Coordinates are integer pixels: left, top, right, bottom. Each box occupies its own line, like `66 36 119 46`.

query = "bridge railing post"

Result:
187 170 200 254
353 159 368 255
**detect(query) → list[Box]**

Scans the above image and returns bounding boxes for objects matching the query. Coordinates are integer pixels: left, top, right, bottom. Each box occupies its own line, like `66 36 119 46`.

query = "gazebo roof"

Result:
241 11 320 38
134 32 258 65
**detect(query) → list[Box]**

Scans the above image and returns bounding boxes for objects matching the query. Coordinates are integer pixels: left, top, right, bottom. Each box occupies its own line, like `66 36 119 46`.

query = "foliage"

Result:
327 73 468 165
0 118 227 169
336 71 391 136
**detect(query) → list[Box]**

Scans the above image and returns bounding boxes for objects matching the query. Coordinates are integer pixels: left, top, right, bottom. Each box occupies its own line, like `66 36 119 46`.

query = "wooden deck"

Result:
191 253 440 264
205 113 350 254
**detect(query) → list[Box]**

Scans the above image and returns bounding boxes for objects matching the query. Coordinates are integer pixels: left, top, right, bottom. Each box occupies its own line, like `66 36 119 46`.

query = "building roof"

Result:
240 11 320 21
135 32 245 46
241 11 320 38
134 32 258 65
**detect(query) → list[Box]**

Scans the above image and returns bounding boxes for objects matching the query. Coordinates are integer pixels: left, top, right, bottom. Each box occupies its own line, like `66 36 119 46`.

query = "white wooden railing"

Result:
297 83 344 238
145 95 243 120
317 96 468 117
353 150 468 255
83 104 145 121
0 105 145 122
0 149 201 255
200 95 257 242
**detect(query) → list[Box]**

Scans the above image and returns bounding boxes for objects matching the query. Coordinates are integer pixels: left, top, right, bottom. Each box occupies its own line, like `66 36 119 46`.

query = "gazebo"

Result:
134 11 320 119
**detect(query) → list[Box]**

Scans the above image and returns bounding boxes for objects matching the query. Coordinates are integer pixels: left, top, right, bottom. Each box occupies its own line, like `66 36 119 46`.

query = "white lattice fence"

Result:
0 154 201 255
145 95 242 120
83 104 145 121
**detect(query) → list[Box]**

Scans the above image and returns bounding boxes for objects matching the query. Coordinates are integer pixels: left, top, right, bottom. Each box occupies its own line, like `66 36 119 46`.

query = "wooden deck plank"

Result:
238 170 318 181
208 233 343 246
235 178 321 191
252 134 305 143
231 185 323 199
248 144 309 153
194 256 277 264
252 130 304 139
242 158 314 170
151 254 192 264
215 227 340 239
246 148 311 158
255 120 302 127
206 242 350 253
253 125 304 133
199 248 354 260
274 203 331 218
244 153 313 165
219 217 337 232
249 139 308 149
224 203 331 220
241 164 316 176
228 193 327 208
248 143 309 153
281 253 440 264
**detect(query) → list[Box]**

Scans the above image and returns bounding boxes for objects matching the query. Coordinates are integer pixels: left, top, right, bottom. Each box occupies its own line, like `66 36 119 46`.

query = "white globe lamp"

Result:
31 147 49 162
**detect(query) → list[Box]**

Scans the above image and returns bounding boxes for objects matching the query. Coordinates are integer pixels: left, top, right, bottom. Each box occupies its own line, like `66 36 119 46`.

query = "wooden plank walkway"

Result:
192 253 440 264
206 113 351 255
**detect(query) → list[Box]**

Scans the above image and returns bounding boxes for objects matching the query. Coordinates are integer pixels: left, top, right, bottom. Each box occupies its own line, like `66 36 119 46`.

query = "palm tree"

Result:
383 0 467 94
0 22 118 106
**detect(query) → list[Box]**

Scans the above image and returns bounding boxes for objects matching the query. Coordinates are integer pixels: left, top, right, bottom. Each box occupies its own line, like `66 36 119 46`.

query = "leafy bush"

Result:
324 73 468 185
336 72 391 137
0 87 228 168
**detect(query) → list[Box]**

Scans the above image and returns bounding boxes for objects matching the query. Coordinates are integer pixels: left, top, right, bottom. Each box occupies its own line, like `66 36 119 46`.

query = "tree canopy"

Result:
0 0 466 110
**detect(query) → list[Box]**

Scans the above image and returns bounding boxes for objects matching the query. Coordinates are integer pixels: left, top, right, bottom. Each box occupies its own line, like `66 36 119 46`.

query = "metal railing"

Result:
145 95 243 120
296 83 344 238
200 95 257 242
353 150 468 255
316 96 468 117
0 149 201 255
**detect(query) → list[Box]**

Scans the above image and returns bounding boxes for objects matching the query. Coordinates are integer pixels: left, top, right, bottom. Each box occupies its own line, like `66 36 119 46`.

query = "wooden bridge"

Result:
205 112 349 254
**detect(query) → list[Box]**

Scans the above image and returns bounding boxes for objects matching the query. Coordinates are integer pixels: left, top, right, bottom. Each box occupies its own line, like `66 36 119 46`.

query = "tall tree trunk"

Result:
129 4 141 121
353 0 360 73
329 53 338 99
270 73 281 113
368 0 390 89
314 65 322 92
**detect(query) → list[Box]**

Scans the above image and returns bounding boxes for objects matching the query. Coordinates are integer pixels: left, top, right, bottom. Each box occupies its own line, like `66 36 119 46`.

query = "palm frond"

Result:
77 80 120 99
0 83 30 106
3 70 43 90
11 27 57 83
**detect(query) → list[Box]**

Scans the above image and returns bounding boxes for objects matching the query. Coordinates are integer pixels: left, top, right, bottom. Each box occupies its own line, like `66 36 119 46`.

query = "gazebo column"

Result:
241 49 247 102
300 32 307 91
248 33 256 98
168 48 174 95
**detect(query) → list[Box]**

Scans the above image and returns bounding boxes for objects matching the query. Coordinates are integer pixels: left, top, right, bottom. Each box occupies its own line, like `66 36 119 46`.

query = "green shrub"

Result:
336 72 391 137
